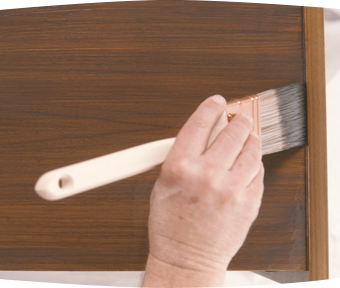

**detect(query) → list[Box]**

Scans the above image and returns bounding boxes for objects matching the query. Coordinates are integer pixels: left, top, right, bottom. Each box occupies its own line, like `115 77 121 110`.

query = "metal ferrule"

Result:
226 95 262 146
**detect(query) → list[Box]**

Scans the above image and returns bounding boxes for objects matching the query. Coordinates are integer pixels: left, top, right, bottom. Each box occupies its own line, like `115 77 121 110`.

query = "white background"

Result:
0 1 339 287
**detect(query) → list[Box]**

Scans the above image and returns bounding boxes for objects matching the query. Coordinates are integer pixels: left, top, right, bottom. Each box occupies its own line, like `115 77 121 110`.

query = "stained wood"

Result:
233 147 306 270
303 7 329 280
0 1 307 271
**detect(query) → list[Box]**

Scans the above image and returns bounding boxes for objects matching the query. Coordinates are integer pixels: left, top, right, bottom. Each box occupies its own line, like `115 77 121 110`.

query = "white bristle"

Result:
257 82 306 155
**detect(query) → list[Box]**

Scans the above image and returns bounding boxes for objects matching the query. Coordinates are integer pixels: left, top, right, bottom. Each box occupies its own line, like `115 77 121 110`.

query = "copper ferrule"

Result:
226 95 261 145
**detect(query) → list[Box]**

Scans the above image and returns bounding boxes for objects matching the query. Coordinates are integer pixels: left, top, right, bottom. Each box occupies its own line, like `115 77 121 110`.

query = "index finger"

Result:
203 113 254 170
171 95 227 158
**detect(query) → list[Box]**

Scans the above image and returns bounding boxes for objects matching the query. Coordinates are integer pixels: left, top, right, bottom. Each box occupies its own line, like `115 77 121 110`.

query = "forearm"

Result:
142 253 226 287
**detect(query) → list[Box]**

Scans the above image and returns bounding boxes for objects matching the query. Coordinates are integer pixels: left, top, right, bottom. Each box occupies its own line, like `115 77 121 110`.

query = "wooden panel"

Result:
303 7 329 280
0 1 307 271
234 147 306 270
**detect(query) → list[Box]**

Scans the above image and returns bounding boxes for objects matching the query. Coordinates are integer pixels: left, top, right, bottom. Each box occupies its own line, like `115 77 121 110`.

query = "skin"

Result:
142 95 265 287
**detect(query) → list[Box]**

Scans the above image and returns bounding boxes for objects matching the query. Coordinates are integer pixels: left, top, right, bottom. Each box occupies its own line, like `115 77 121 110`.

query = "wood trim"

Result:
303 7 329 280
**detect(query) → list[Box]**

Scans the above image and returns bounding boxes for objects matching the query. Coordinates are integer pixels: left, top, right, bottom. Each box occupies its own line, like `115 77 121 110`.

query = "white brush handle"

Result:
35 138 176 201
35 111 228 201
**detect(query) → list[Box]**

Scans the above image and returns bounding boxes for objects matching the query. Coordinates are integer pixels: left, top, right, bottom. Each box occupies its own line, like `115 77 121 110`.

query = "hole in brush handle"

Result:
58 175 74 190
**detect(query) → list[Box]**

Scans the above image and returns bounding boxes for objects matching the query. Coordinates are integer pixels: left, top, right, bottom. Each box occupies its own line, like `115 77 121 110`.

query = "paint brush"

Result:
34 82 306 201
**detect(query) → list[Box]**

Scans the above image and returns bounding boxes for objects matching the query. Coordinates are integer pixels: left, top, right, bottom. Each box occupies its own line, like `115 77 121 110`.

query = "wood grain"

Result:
0 1 307 271
303 7 329 280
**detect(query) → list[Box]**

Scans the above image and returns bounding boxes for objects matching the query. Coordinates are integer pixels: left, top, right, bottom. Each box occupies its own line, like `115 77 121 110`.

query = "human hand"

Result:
143 95 265 287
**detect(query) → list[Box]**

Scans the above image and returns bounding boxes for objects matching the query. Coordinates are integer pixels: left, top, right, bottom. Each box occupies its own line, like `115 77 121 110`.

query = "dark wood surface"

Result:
0 1 308 271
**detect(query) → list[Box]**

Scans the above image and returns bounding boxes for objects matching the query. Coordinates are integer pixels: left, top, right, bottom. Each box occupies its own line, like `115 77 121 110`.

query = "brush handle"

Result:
35 111 228 201
35 138 176 201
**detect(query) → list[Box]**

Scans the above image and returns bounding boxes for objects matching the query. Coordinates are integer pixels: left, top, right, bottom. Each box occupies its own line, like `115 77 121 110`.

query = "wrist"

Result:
142 253 226 287
147 233 232 275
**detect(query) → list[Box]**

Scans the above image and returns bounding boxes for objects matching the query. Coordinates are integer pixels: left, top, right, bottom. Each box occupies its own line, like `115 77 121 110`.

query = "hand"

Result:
143 95 265 287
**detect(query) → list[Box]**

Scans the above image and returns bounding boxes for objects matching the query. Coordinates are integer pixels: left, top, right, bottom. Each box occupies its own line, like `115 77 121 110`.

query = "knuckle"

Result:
204 169 220 190
191 117 208 130
240 114 253 129
163 157 197 182
190 163 223 193
231 179 244 192
169 158 190 176
221 130 242 147
229 190 247 209
233 115 252 131
242 148 260 164
191 105 220 131
227 177 243 193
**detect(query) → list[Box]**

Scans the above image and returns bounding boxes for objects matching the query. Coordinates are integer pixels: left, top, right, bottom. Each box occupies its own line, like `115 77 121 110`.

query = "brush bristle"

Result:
257 82 306 155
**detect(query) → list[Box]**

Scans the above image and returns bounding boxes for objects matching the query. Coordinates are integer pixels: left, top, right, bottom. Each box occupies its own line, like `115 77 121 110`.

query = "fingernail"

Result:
211 95 225 105
242 113 253 124
250 131 259 139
